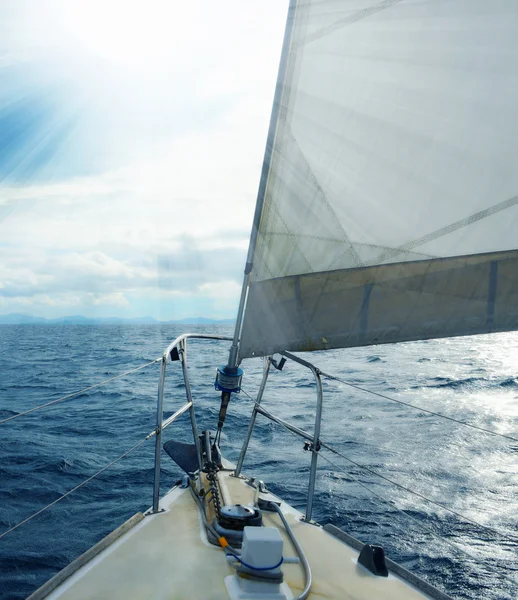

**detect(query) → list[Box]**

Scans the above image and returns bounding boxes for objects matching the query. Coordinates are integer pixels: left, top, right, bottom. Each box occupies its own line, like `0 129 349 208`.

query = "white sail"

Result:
239 0 518 359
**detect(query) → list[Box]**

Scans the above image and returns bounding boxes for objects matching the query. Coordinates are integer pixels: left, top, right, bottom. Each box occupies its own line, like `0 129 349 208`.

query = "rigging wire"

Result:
0 358 162 425
321 443 518 544
0 435 151 541
243 387 518 589
317 452 518 593
240 387 518 545
317 451 489 563
241 385 486 562
319 370 518 444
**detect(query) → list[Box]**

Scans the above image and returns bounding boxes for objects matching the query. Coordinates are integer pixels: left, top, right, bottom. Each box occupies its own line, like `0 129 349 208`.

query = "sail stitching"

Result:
352 242 437 259
281 128 363 269
265 231 351 244
255 189 281 280
261 237 436 259
263 186 314 277
303 269 371 349
296 0 405 47
327 242 438 272
268 138 314 277
385 259 451 337
368 194 518 266
486 261 498 328
435 262 490 335
252 3 302 283
303 271 341 342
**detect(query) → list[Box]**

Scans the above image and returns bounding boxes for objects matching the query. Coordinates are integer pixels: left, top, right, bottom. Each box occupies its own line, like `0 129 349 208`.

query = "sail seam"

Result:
359 283 373 341
487 261 498 328
251 0 304 282
269 193 314 276
263 231 350 244
369 194 518 266
296 0 405 47
282 128 362 269
353 242 437 259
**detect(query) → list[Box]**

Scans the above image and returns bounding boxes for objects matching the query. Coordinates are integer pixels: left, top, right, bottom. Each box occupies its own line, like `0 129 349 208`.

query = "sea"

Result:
1 324 518 600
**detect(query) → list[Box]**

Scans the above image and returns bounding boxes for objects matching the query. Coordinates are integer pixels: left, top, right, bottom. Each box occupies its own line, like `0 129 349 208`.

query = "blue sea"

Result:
1 325 518 600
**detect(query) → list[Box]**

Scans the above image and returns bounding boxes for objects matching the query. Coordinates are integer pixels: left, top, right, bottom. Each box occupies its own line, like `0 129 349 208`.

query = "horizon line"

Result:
0 312 236 324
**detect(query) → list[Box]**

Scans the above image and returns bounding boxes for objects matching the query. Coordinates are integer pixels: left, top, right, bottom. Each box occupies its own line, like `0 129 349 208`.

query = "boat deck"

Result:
30 470 446 600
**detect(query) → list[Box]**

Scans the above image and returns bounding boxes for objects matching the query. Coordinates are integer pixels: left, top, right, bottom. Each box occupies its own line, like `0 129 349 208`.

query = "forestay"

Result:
239 0 518 358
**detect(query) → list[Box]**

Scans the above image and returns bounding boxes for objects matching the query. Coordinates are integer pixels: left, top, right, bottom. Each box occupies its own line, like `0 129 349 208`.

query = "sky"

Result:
0 0 287 320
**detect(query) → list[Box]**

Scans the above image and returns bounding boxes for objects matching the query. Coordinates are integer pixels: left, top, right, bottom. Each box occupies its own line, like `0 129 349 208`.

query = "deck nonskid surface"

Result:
43 470 434 600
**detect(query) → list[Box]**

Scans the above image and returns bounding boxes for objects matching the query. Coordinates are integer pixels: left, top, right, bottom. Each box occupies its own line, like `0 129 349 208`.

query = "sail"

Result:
239 0 518 359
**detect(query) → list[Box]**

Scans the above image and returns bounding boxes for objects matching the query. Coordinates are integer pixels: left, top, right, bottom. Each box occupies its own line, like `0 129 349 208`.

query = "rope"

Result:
0 358 161 425
241 387 518 545
319 452 518 593
227 553 284 571
320 370 518 444
317 451 486 563
0 435 150 541
320 444 518 544
317 451 518 592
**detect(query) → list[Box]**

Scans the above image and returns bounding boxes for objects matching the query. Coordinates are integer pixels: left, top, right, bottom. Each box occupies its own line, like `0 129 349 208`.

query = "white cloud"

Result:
0 1 288 318
86 292 130 307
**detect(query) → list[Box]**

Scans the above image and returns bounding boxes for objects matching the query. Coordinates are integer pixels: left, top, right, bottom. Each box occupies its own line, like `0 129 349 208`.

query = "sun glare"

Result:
59 0 193 68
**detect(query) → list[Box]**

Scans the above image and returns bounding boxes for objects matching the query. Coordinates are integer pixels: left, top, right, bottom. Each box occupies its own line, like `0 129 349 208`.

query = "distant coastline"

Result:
0 313 235 325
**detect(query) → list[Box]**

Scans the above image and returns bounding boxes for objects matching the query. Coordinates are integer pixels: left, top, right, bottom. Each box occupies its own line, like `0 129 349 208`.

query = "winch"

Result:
214 504 262 546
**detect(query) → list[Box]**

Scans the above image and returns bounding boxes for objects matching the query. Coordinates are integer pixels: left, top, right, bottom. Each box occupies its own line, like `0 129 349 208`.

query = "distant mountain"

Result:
0 313 235 325
172 317 235 325
0 313 43 324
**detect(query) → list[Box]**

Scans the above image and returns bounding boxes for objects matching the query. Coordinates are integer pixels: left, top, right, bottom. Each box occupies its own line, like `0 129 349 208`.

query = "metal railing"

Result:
151 333 233 513
150 335 325 522
6 330 518 600
234 351 324 522
0 334 235 541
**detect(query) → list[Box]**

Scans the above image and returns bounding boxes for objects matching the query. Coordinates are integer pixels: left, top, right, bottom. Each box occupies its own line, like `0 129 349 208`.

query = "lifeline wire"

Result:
240 387 518 545
249 387 518 573
320 370 518 444
0 435 150 541
317 451 499 564
246 391 490 577
246 383 497 564
321 443 518 544
0 358 162 425
319 450 518 594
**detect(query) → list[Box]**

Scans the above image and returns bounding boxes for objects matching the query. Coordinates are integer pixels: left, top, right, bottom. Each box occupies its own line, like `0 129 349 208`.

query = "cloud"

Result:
0 1 288 318
86 292 129 307
0 235 249 317
1 241 246 294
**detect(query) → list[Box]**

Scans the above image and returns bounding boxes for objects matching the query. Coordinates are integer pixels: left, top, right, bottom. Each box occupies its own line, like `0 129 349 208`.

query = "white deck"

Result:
33 470 441 600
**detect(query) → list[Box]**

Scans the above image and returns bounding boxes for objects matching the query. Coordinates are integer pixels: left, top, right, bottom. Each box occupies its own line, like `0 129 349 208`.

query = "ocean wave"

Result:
2 324 518 600
498 377 518 388
0 409 18 419
366 355 383 363
415 376 518 390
